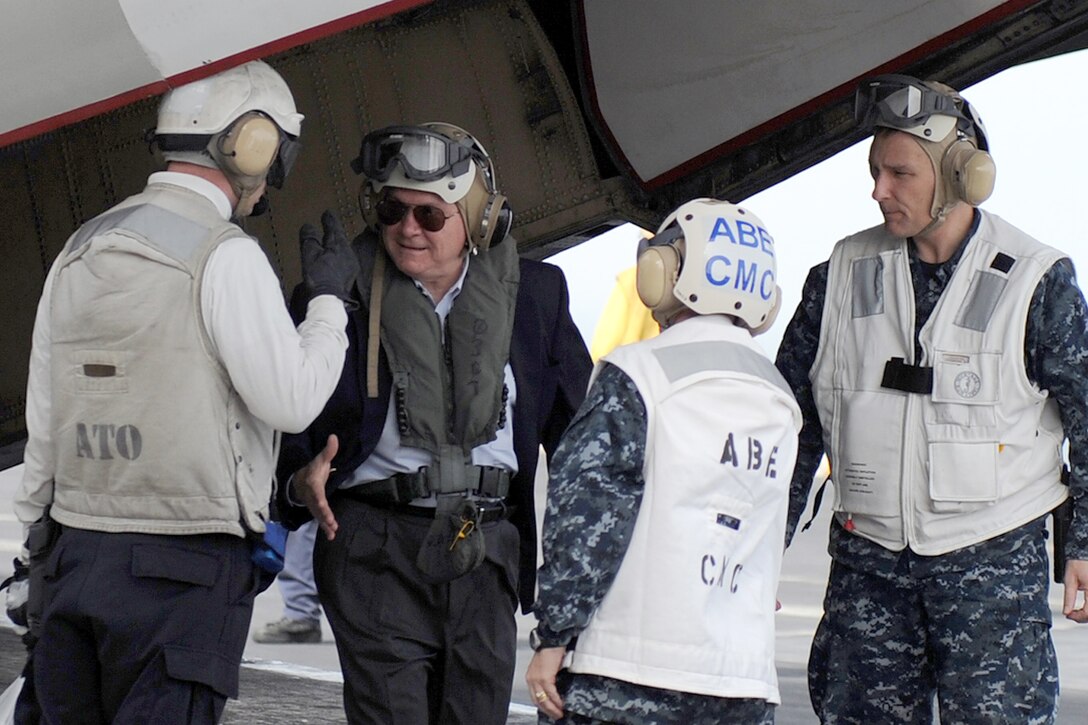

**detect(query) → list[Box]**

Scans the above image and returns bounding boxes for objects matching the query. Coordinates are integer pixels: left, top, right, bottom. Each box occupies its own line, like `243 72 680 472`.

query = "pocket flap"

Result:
131 544 218 587
163 644 239 698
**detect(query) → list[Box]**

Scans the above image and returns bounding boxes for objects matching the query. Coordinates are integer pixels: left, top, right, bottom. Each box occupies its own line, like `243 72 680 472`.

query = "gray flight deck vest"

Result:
49 181 272 537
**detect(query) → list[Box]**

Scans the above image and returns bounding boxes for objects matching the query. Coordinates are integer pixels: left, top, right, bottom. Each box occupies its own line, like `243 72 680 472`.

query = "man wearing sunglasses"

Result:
776 74 1088 723
13 61 358 722
277 122 591 724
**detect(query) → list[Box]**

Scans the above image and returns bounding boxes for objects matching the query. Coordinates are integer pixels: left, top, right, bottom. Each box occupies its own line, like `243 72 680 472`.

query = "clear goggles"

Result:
351 126 478 182
854 75 972 144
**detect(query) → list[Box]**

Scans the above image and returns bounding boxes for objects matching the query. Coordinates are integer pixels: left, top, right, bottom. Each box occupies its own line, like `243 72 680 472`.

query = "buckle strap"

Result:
347 465 511 505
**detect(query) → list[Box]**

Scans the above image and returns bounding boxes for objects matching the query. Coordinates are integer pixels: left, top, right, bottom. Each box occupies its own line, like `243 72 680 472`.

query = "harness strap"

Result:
366 249 386 398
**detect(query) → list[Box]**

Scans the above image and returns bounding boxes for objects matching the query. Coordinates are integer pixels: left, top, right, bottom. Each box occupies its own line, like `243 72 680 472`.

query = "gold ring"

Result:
535 691 548 702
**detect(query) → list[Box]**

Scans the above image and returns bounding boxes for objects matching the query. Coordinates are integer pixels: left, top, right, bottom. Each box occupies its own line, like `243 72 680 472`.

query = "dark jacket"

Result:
276 255 592 611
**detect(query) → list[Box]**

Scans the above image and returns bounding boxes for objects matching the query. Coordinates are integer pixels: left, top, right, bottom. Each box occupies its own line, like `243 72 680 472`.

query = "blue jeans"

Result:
279 519 322 621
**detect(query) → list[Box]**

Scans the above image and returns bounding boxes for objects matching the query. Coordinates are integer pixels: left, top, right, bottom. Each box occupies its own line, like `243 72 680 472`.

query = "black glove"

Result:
300 210 360 304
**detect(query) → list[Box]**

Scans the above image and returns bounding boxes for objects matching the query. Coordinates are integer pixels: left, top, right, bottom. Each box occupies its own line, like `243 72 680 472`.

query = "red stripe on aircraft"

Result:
0 0 432 150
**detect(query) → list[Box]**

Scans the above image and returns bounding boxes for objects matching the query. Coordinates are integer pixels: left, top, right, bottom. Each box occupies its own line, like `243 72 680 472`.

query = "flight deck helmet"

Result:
153 61 303 208
855 74 995 221
636 198 780 333
353 122 513 251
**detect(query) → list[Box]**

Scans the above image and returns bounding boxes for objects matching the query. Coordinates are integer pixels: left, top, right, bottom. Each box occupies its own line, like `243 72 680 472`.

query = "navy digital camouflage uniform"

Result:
776 210 1088 724
533 363 775 725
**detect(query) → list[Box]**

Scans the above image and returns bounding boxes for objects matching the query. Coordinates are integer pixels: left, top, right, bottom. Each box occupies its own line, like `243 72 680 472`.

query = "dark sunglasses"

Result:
375 197 459 232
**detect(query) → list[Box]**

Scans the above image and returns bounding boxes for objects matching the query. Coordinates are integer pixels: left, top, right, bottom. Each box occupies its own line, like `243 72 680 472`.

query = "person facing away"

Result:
13 59 359 724
526 198 801 725
775 73 1088 723
276 122 592 724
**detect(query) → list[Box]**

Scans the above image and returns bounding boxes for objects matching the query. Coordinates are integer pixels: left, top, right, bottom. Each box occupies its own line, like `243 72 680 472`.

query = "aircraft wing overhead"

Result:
578 0 1019 189
571 0 1088 205
0 0 429 147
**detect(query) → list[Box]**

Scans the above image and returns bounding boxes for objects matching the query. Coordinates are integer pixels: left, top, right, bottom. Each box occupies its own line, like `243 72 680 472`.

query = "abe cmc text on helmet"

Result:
636 198 780 333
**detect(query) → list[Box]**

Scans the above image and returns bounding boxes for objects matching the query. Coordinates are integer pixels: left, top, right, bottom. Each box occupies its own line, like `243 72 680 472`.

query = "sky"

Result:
550 48 1088 359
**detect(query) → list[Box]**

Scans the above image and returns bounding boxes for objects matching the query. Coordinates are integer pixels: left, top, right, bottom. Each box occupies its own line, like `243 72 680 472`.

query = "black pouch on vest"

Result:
415 499 486 584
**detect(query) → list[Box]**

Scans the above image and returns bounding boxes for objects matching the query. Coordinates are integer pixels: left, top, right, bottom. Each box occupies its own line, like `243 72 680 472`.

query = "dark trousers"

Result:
33 527 259 724
315 498 520 725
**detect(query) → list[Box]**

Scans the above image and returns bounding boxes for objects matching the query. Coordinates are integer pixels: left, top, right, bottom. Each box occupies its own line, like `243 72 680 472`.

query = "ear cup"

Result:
636 244 682 310
219 114 280 178
492 200 513 246
477 193 512 248
359 183 380 231
943 140 996 206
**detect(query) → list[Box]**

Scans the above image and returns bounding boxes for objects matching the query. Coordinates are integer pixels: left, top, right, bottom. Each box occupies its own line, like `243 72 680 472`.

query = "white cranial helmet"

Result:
636 198 780 333
154 61 304 197
156 60 302 138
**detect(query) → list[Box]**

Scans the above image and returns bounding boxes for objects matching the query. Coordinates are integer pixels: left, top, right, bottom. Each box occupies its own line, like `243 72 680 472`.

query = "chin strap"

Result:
914 201 956 240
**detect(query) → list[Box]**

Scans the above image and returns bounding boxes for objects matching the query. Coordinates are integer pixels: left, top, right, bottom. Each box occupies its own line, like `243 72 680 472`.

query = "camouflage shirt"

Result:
775 210 1088 564
534 363 775 724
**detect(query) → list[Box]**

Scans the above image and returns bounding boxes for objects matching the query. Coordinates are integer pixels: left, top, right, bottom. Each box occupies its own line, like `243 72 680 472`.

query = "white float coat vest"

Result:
567 315 801 702
811 210 1068 553
49 181 271 537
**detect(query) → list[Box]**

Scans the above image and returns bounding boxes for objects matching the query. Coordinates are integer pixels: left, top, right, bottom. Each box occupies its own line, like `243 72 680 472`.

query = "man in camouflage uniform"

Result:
526 199 801 724
776 75 1088 724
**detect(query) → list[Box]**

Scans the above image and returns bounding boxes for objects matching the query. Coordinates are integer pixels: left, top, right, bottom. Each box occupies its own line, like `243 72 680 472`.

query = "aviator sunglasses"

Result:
375 197 459 232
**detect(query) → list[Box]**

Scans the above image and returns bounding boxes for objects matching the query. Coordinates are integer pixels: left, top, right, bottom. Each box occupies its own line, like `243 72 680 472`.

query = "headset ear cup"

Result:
359 183 381 231
485 194 513 247
467 191 512 251
636 244 681 311
945 141 996 206
219 114 280 178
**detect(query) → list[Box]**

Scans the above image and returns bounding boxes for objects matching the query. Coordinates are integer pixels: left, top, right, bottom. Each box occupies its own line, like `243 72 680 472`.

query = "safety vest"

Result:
567 315 800 702
50 181 272 537
811 211 1068 553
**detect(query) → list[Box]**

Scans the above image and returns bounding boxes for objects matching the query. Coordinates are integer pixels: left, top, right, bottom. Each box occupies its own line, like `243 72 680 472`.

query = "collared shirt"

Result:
343 255 519 496
16 172 348 538
775 210 1088 563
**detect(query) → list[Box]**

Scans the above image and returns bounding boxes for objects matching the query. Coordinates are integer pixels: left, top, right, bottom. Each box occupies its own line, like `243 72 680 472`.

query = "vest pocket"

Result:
928 440 999 510
834 390 901 516
930 350 999 405
73 350 129 393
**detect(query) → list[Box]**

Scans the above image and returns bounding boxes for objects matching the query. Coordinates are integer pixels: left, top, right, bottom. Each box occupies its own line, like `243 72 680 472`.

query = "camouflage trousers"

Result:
809 525 1058 724
551 711 772 725
549 671 775 724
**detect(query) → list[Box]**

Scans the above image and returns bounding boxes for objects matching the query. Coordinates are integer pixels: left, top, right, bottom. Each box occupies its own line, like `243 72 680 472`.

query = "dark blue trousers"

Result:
32 527 258 724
